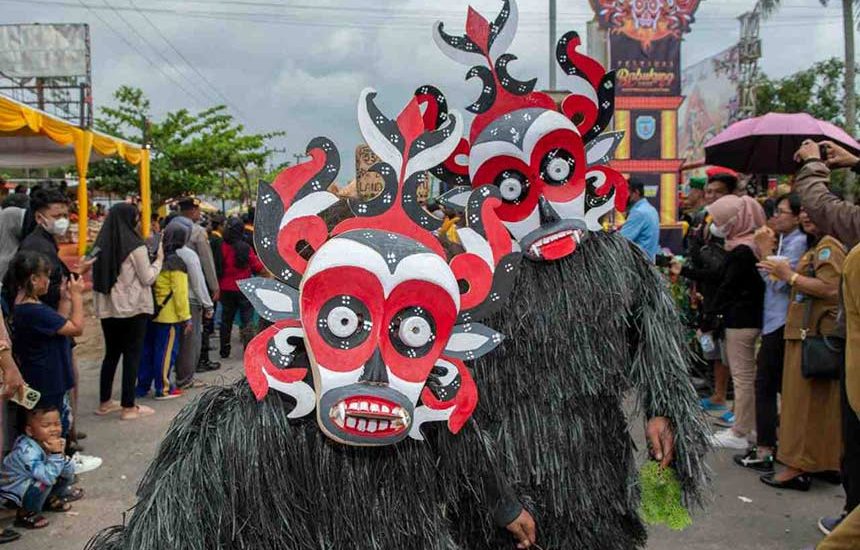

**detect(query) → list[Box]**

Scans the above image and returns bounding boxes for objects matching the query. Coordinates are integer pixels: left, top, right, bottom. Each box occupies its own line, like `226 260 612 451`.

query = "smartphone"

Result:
5 385 41 410
84 245 101 261
820 143 830 161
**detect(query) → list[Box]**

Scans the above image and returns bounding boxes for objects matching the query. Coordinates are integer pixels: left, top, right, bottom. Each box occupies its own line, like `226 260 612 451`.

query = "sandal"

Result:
54 487 84 505
95 400 122 416
121 404 155 421
14 511 48 529
0 528 20 544
44 496 71 513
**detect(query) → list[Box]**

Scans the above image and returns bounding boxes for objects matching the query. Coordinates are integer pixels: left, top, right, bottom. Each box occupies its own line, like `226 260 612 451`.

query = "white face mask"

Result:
40 214 70 236
709 223 727 239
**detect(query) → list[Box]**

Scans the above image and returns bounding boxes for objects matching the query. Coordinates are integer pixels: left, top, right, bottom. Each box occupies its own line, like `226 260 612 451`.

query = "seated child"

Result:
0 407 83 529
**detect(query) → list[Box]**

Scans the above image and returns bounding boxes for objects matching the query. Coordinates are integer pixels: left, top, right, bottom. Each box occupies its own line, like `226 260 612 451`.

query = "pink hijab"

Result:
707 194 766 257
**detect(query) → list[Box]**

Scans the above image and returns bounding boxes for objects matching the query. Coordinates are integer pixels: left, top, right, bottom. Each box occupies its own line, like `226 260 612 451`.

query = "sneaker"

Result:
733 447 775 472
154 388 183 400
709 428 749 449
818 514 845 536
700 397 728 412
713 410 735 428
72 453 103 475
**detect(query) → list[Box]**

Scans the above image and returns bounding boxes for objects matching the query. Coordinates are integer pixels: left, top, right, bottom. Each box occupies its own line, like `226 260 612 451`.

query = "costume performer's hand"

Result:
646 416 675 469
506 508 536 549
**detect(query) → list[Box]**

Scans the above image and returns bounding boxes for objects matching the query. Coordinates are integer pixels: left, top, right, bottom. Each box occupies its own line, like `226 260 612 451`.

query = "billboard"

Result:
678 46 741 166
0 24 89 78
589 0 702 96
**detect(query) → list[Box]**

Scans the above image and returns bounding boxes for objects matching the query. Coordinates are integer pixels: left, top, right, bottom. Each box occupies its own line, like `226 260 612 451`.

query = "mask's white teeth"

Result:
346 417 357 429
357 419 367 432
379 420 390 431
367 420 378 433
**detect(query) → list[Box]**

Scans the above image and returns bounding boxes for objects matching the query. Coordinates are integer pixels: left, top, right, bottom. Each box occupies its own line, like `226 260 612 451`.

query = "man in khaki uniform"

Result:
793 139 860 549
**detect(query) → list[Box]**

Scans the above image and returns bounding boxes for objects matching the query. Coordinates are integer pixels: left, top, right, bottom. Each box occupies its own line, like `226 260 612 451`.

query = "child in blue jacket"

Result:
0 407 83 529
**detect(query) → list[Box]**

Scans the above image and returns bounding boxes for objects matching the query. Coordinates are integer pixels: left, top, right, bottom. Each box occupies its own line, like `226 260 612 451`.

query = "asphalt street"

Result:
8 330 843 550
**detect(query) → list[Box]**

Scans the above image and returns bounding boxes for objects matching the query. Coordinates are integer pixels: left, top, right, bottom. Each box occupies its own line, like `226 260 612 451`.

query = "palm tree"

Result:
759 0 856 137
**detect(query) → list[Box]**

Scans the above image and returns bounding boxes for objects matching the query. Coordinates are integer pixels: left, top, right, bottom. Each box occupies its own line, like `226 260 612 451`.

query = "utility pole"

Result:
549 0 557 90
736 4 762 121
842 0 856 196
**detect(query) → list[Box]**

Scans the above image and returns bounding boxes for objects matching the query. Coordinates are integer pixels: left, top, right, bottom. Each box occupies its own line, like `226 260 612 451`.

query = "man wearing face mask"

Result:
674 167 739 425
16 188 77 310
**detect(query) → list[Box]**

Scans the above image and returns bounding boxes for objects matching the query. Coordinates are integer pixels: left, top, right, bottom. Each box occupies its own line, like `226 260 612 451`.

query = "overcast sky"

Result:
1 0 853 174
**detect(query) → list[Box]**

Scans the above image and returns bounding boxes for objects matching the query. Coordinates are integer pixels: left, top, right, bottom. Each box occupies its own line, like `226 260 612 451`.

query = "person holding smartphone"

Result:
8 251 85 439
92 203 163 420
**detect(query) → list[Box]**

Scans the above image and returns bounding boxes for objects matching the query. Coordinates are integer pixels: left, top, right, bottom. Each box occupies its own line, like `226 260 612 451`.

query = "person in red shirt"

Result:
218 216 264 358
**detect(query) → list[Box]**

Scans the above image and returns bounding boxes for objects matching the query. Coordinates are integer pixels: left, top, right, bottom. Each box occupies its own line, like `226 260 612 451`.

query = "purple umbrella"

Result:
704 112 860 174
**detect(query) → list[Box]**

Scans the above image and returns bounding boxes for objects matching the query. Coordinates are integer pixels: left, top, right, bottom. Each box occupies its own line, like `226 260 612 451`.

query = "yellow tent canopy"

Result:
0 94 151 255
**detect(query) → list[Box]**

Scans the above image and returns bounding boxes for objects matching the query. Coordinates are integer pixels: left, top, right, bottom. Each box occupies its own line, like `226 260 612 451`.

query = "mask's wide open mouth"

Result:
329 395 411 437
521 224 584 261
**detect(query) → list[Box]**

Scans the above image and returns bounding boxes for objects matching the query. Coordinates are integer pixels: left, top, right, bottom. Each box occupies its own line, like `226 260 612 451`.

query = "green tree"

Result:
756 58 860 195
91 86 283 202
759 0 856 135
755 58 852 124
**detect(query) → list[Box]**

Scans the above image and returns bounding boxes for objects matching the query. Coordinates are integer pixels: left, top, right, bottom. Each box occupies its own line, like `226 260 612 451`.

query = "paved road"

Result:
10 337 842 549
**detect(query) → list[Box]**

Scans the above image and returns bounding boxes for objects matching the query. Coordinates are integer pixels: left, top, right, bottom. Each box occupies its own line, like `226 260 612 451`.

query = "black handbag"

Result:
800 264 844 380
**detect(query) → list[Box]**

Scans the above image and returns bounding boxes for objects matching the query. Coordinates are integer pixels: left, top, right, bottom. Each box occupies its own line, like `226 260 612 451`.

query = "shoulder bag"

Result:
800 263 843 380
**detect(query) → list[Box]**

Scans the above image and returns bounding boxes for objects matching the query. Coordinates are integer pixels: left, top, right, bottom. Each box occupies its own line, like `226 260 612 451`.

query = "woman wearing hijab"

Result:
757 209 846 491
136 224 190 407
218 217 264 359
0 206 26 287
93 203 162 420
706 194 767 450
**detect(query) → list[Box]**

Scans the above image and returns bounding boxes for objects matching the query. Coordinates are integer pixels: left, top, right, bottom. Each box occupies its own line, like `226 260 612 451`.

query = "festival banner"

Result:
589 0 702 96
678 46 741 166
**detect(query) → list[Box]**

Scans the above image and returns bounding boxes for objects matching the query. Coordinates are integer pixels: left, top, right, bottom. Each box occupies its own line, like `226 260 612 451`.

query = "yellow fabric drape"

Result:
75 131 93 256
0 96 151 253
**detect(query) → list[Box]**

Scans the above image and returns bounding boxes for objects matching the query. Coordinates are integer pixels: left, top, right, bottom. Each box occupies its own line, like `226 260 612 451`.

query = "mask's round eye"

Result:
540 149 574 186
327 306 359 338
389 307 436 358
494 170 529 204
318 295 371 349
399 316 432 348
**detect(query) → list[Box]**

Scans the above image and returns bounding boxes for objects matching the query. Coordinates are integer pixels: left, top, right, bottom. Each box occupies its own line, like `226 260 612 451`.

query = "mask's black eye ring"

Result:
317 295 371 350
388 306 436 359
494 170 530 204
540 148 575 186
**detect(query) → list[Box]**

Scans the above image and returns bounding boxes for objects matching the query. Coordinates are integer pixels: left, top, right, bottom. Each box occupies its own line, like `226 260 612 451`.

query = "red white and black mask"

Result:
429 0 629 262
239 89 520 447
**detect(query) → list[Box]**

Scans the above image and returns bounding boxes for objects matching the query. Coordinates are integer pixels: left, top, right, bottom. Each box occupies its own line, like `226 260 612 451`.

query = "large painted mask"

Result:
240 89 520 447
428 0 628 262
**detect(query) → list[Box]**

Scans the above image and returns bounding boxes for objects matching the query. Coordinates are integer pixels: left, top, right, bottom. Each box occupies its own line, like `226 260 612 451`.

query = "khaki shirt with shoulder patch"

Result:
785 236 846 340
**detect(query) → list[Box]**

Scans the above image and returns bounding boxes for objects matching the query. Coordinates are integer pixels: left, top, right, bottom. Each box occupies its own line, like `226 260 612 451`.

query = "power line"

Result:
9 0 848 30
125 0 251 122
98 0 216 106
72 0 210 107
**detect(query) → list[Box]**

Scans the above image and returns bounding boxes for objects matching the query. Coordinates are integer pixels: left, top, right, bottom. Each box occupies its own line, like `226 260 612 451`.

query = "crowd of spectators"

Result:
0 187 261 542
654 140 860 549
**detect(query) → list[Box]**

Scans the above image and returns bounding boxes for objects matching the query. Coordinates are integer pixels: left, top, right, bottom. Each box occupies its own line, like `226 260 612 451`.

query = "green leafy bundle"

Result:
639 461 693 531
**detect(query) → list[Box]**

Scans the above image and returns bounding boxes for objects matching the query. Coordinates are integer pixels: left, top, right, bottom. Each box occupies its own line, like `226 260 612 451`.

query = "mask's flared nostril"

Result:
358 348 388 385
538 196 562 225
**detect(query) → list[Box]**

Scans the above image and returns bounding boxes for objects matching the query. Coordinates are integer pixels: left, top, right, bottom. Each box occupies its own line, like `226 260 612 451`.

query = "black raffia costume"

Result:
447 232 711 549
428 2 711 547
